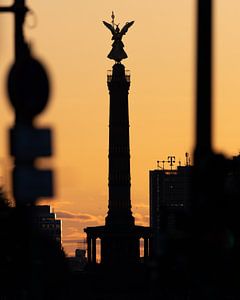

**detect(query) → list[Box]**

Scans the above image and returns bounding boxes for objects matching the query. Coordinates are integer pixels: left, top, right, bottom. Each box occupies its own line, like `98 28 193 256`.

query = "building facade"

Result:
29 205 62 248
149 164 192 257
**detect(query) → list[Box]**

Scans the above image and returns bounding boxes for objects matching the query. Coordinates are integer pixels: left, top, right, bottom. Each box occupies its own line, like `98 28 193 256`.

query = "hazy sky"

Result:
1 0 240 255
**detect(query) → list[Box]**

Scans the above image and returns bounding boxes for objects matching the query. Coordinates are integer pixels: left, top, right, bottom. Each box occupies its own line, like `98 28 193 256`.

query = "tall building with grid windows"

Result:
29 205 62 248
149 163 192 257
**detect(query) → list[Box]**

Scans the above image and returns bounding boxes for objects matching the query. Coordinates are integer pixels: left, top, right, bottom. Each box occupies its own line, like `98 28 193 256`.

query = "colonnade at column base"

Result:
84 225 151 266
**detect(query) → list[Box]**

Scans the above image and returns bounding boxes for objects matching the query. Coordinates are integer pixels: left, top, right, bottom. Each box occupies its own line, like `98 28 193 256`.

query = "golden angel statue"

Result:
103 12 134 63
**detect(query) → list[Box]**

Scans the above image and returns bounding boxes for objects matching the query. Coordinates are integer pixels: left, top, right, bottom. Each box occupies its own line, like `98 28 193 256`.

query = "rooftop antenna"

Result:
160 160 166 170
168 156 176 171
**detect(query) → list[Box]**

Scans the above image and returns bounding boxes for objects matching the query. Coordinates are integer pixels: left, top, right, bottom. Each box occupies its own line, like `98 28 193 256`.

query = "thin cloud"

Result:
63 239 86 244
56 210 104 224
134 212 149 226
134 203 149 209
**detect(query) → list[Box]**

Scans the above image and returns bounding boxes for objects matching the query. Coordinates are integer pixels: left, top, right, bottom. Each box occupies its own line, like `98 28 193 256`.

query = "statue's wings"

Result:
120 21 134 35
103 21 115 35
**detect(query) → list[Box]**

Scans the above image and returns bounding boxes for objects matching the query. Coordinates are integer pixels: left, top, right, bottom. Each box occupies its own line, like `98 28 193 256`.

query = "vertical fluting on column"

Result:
105 63 134 227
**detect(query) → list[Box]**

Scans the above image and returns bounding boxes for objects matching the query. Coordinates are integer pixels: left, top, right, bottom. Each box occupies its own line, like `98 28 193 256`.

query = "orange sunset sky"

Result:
0 0 240 255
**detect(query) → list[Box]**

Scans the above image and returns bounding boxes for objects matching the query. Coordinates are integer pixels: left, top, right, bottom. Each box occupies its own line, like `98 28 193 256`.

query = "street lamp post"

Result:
0 0 53 207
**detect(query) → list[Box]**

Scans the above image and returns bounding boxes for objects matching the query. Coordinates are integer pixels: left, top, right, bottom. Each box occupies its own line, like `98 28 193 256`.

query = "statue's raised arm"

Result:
103 13 134 63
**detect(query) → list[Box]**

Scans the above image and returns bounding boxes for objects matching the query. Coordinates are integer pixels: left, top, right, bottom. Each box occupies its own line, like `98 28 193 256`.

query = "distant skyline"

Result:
1 0 240 255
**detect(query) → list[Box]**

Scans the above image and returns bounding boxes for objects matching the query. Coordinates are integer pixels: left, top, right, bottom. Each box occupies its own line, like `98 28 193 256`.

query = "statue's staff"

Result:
111 11 115 28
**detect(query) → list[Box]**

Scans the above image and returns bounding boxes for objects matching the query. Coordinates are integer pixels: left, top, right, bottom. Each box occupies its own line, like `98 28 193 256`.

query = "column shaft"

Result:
92 238 96 264
144 238 149 261
87 236 92 263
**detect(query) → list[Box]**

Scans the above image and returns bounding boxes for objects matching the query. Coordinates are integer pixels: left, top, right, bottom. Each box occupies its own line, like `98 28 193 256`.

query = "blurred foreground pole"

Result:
0 1 54 299
192 0 217 221
195 0 212 164
191 2 240 298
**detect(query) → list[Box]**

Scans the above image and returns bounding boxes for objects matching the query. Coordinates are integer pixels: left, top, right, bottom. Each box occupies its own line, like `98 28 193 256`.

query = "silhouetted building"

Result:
29 205 62 247
85 63 150 266
66 249 87 272
149 163 192 257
